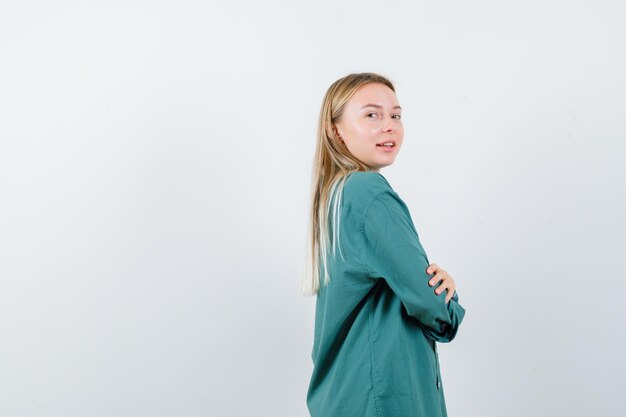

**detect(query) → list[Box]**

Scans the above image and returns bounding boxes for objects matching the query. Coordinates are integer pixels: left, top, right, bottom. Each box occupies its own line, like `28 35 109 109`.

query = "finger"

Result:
434 283 448 295
428 272 446 286
443 286 456 303
426 263 439 274
429 270 450 286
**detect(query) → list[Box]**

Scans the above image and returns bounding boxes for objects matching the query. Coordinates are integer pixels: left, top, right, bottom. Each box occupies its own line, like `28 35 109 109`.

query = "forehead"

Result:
348 82 400 109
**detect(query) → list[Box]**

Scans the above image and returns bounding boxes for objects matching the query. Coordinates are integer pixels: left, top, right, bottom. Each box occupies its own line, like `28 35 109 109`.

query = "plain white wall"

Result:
1 1 624 416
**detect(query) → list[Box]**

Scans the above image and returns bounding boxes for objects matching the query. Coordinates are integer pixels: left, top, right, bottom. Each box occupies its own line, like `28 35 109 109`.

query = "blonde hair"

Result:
301 72 396 296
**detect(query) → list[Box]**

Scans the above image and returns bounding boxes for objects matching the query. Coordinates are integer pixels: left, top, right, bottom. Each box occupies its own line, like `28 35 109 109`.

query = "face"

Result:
333 82 404 172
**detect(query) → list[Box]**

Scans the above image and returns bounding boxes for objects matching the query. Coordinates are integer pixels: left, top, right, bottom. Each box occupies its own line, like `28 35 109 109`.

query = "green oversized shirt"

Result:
307 171 466 417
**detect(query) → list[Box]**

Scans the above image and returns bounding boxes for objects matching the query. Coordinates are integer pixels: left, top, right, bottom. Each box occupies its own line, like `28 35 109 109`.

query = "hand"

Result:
426 263 457 304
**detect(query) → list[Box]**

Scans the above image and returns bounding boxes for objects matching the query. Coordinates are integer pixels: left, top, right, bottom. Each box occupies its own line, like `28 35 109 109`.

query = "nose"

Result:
382 119 396 133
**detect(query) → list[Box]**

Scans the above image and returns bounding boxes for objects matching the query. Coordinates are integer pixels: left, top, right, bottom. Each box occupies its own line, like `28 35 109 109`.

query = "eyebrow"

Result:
360 104 402 110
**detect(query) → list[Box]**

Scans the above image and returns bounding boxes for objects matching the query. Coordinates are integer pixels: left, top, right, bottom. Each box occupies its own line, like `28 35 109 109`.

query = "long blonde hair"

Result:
301 72 396 296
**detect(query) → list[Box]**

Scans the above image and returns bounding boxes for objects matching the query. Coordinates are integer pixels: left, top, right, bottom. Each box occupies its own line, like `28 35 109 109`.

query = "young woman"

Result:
302 72 466 417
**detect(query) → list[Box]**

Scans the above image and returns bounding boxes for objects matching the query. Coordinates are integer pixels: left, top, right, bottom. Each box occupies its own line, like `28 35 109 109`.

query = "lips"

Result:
376 139 397 147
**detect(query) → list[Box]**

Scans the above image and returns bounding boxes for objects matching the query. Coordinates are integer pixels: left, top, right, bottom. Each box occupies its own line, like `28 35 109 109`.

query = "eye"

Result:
366 112 401 119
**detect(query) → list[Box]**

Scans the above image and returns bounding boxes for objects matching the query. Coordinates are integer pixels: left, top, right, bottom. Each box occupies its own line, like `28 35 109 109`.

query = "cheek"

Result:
397 128 405 142
356 125 379 142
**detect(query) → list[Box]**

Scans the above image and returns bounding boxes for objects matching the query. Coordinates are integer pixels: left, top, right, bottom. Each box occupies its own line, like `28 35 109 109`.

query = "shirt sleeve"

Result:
362 190 466 343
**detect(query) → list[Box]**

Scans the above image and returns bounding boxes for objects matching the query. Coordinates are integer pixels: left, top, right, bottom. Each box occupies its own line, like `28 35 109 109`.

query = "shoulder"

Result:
341 171 410 220
343 171 392 202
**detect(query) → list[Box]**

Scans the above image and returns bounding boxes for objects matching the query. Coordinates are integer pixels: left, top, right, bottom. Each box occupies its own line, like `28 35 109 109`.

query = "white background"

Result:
1 1 624 416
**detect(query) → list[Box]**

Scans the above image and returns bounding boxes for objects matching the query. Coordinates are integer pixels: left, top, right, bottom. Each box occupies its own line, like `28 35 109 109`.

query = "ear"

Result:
332 124 343 142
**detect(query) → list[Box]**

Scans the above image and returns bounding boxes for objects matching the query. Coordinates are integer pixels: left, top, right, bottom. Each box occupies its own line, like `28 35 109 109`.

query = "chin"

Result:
374 161 394 170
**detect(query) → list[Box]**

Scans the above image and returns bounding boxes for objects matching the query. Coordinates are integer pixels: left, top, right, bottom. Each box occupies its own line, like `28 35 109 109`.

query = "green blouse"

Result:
307 171 466 417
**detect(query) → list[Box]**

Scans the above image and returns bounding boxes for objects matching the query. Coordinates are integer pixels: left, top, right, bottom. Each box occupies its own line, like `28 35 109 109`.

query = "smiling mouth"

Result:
376 142 395 148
